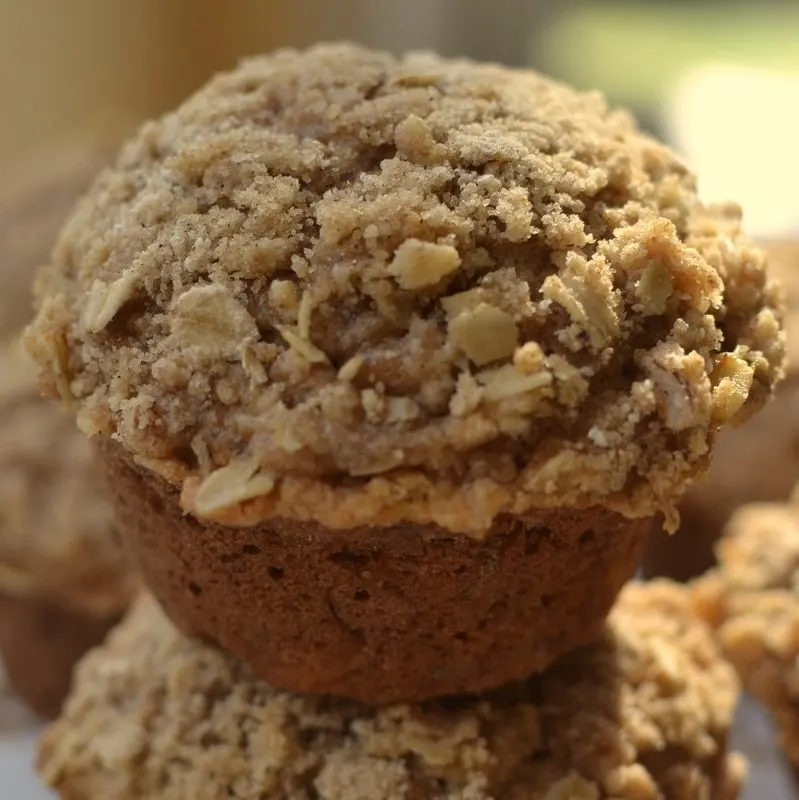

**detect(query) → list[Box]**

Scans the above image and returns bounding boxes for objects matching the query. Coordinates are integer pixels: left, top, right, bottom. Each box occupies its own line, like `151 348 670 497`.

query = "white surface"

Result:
732 695 796 800
0 695 794 798
0 725 52 799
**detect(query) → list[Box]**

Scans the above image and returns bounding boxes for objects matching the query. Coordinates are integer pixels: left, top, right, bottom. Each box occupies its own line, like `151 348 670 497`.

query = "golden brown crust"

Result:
0 345 135 616
692 498 799 767
38 581 743 800
25 44 783 533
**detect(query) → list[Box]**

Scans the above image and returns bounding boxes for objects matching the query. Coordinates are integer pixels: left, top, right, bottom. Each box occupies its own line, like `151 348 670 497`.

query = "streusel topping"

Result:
25 43 783 532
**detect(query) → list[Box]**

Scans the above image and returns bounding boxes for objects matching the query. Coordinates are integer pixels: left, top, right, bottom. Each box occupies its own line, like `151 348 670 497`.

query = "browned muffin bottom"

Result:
38 582 745 800
0 346 136 717
102 439 646 704
643 242 799 582
26 44 782 534
0 593 120 720
693 498 799 769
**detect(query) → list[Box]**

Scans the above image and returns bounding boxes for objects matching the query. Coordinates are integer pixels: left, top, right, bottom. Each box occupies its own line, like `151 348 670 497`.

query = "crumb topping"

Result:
25 43 783 532
0 344 134 615
38 581 743 800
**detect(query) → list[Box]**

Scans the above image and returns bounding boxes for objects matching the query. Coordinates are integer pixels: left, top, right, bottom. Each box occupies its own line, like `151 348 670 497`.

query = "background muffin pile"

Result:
0 43 791 799
0 133 137 720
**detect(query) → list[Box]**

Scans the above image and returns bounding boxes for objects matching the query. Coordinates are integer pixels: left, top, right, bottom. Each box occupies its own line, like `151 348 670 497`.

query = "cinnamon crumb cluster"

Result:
25 44 783 533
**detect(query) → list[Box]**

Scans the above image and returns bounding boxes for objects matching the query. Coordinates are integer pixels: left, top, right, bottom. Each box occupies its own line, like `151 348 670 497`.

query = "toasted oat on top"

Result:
24 43 782 533
38 581 744 800
693 495 799 766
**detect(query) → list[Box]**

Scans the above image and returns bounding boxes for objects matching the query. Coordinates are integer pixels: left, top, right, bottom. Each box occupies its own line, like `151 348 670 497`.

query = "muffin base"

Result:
100 440 648 704
0 592 118 719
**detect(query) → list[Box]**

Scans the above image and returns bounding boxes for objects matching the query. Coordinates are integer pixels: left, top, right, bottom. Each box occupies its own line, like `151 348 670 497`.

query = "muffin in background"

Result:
0 345 137 718
0 125 135 718
643 241 799 582
38 581 745 800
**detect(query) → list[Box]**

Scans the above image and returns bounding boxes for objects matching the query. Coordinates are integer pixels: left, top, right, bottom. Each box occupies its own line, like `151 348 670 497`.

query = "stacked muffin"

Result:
0 136 137 719
23 44 784 798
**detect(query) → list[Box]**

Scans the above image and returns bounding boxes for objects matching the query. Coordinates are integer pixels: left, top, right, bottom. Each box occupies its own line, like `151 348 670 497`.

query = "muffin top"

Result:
38 581 744 800
25 43 783 533
0 345 134 616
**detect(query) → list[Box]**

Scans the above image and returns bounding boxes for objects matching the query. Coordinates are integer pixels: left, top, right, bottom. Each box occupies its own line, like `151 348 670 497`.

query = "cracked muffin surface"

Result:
25 43 783 533
38 581 744 800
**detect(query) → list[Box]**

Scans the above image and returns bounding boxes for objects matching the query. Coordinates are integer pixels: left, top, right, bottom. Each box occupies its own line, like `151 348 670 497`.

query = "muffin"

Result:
644 241 799 581
693 494 799 769
0 127 122 339
38 581 745 800
0 345 136 718
24 44 783 703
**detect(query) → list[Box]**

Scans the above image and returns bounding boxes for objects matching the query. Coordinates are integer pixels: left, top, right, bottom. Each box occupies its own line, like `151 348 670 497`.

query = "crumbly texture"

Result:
644 242 799 581
38 581 744 800
99 438 646 703
0 344 135 616
0 131 119 339
26 43 783 533
693 497 799 767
